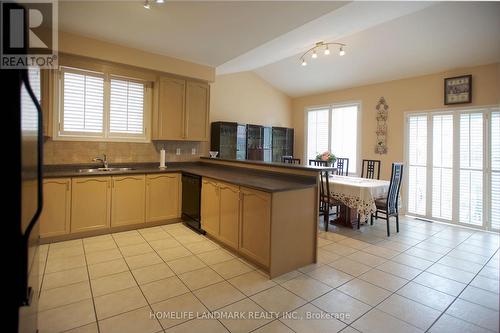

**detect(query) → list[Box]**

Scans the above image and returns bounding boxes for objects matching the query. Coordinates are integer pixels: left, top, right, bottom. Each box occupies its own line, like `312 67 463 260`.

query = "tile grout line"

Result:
80 238 101 333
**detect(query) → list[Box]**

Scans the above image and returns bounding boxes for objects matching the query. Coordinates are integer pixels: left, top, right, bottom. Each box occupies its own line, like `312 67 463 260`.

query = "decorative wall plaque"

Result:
375 97 388 154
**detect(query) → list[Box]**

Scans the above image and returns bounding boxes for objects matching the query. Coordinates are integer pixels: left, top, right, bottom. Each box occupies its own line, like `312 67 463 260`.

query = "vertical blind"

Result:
306 103 359 173
62 70 104 133
406 108 499 231
407 115 427 216
109 78 145 134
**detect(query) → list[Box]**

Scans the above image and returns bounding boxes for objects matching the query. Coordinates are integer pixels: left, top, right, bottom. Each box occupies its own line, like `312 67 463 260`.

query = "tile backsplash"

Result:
43 140 209 165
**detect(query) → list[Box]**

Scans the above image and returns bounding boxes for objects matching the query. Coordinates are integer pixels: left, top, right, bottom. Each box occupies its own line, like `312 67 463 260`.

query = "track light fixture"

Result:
299 41 346 66
143 0 150 9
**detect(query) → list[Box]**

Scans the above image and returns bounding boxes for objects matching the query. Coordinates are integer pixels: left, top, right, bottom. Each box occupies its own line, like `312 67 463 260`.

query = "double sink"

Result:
78 167 135 173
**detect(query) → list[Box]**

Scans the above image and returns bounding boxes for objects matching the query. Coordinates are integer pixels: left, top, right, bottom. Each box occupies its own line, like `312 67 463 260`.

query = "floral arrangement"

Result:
316 151 336 164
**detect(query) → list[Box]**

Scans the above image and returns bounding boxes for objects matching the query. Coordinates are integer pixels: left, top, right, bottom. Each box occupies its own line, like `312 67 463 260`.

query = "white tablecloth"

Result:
328 175 390 221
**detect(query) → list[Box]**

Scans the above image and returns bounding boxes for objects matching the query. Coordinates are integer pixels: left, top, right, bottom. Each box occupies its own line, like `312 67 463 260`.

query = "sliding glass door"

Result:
406 107 499 231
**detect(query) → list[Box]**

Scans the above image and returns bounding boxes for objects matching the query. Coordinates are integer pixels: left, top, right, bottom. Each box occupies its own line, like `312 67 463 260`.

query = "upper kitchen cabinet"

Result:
154 77 186 140
153 77 209 141
185 81 210 141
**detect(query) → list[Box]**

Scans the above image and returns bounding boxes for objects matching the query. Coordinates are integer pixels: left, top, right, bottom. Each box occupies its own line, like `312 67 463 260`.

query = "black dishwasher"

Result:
181 173 204 234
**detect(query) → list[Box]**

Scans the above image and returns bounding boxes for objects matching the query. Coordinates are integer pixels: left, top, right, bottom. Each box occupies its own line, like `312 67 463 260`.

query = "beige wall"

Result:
59 32 215 82
210 71 292 127
292 63 500 180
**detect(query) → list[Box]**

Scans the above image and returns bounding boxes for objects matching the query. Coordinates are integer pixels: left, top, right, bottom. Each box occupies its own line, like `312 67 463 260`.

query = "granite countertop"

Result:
200 156 336 171
43 162 317 193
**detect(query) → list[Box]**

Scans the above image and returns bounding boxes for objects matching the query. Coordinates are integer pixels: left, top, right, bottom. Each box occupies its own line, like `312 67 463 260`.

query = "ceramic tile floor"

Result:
37 216 500 333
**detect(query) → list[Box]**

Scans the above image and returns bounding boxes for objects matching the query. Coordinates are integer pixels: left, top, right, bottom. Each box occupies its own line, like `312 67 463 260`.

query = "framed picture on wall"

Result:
444 75 472 105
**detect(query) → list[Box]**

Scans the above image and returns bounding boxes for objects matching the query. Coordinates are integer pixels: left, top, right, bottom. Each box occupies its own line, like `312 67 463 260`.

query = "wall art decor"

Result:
444 74 472 105
375 97 388 154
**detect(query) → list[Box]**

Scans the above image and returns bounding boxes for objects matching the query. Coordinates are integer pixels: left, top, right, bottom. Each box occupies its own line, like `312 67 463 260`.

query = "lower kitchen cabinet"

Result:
201 178 220 236
146 173 181 222
111 175 146 227
71 177 111 233
39 178 71 238
239 188 271 267
219 183 240 249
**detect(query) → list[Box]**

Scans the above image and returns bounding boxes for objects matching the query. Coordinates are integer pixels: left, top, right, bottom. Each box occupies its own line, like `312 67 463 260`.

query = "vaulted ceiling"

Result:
59 1 500 97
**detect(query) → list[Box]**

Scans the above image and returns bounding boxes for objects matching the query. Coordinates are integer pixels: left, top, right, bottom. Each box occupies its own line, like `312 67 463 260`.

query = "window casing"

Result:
305 102 361 174
54 66 152 142
405 106 500 232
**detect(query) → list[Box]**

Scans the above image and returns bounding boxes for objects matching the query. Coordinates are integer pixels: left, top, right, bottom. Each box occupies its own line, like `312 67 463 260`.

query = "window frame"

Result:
404 105 500 232
53 66 152 143
304 101 362 175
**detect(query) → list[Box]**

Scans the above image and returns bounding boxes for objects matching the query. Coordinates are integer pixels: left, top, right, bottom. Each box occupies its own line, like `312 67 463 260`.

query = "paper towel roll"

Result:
160 148 166 168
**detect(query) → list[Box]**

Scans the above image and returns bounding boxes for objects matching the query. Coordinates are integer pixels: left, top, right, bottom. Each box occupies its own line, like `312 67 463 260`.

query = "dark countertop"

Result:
43 162 317 193
200 156 336 171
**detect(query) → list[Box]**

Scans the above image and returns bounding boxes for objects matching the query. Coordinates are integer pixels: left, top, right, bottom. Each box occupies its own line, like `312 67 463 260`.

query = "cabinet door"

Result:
219 183 240 249
185 81 209 141
39 178 71 238
201 178 220 236
156 77 185 140
146 173 180 222
111 175 146 227
239 188 271 266
71 177 111 233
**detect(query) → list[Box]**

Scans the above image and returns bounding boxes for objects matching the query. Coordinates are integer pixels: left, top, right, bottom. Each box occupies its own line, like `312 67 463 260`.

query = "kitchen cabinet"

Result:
185 81 209 141
111 175 146 227
239 188 271 267
201 178 220 236
155 77 185 140
71 177 111 233
146 173 181 222
219 183 240 249
39 178 71 237
153 77 209 141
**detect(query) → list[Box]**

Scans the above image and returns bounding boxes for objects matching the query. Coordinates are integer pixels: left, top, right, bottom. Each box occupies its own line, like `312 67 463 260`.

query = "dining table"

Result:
327 175 390 229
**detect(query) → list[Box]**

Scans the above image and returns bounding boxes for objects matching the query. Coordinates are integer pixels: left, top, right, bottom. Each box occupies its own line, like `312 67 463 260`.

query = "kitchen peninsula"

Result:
42 158 331 278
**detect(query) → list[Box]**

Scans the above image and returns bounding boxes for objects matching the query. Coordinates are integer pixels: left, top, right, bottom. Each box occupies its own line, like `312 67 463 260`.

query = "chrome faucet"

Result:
93 154 109 169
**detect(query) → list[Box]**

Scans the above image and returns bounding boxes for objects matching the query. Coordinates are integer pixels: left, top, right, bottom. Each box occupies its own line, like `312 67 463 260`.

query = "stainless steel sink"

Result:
78 167 135 173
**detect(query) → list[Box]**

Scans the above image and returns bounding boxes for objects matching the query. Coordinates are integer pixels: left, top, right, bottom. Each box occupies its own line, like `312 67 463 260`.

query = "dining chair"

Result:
283 156 301 164
335 158 349 176
309 159 329 167
319 169 339 231
369 162 404 236
361 159 381 179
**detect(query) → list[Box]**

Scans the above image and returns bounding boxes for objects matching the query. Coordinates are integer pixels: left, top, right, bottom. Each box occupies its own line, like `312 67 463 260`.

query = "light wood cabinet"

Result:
39 178 71 237
219 183 240 249
239 188 271 267
153 77 209 141
155 77 185 140
185 81 209 141
71 177 111 233
146 173 181 222
111 175 146 227
201 178 220 236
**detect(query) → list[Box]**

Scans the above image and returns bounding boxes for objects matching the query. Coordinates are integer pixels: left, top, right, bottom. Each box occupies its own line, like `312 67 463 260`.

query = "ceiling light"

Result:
143 0 150 9
299 41 347 67
156 0 164 3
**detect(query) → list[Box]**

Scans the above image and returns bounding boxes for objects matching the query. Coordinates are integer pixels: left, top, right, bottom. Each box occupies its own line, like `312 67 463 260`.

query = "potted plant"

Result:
316 151 336 166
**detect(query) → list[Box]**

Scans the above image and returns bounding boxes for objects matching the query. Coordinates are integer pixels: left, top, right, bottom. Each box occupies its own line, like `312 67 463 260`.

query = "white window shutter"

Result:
459 113 483 226
432 114 453 220
307 109 329 161
109 78 145 135
62 70 104 133
491 111 500 230
407 115 427 215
